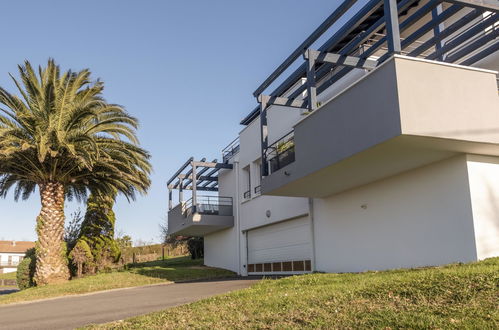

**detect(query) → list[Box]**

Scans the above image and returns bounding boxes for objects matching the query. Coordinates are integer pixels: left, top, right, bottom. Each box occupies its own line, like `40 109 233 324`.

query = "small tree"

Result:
16 248 36 290
69 240 93 278
79 193 121 271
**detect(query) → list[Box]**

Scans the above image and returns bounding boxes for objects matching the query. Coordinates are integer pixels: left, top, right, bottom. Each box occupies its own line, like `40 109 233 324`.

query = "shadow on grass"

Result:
126 256 238 283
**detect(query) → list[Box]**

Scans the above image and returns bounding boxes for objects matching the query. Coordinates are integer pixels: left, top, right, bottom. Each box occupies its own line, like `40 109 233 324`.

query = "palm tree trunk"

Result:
34 182 70 285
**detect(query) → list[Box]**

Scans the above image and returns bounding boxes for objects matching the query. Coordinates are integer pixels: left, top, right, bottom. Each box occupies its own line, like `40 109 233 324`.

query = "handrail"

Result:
182 195 233 217
222 137 240 162
265 131 296 174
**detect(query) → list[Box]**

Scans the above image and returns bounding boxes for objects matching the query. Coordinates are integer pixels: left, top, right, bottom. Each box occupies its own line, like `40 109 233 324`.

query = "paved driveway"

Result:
0 278 258 330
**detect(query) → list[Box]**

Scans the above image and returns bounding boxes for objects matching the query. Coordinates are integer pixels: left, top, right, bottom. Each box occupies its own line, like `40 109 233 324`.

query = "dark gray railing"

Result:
254 185 261 195
265 131 296 174
222 137 240 163
183 195 233 217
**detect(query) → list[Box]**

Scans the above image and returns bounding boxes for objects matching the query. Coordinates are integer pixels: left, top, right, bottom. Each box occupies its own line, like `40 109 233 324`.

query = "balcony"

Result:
222 137 240 163
168 195 234 236
167 158 234 236
265 131 296 175
0 261 20 267
262 55 499 198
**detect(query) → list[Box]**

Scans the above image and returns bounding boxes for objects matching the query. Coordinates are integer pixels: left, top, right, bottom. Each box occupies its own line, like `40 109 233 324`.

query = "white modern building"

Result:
0 241 34 274
167 0 499 276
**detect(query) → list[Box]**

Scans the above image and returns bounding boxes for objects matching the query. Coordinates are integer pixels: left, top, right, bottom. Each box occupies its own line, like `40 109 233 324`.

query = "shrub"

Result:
69 240 94 278
187 237 204 259
16 248 36 290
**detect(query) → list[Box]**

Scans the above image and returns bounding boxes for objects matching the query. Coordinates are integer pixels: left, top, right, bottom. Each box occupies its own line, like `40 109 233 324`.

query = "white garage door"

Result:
247 216 312 274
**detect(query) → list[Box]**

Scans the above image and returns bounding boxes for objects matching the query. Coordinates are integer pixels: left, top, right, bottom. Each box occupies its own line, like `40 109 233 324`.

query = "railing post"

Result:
384 0 402 54
192 163 197 214
168 188 173 210
305 49 318 112
432 4 445 61
259 95 269 177
179 178 184 203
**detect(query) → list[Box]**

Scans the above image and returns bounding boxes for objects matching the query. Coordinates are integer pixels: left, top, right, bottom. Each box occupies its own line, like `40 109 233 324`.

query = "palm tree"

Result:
0 59 151 285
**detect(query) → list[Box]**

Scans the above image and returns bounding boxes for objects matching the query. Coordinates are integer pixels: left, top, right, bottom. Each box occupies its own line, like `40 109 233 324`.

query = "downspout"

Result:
309 197 317 272
234 160 242 275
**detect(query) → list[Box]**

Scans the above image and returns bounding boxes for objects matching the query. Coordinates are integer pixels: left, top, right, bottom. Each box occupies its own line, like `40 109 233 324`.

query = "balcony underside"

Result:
168 213 234 236
263 135 499 198
262 56 499 198
168 201 234 236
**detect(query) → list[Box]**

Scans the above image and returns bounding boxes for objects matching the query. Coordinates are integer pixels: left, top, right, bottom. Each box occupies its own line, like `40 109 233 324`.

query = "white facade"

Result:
202 70 499 275
175 2 499 275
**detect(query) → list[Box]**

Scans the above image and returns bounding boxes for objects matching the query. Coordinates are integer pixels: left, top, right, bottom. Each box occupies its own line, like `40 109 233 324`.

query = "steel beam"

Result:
432 5 446 60
426 13 498 60
320 0 384 53
257 94 307 109
166 157 193 185
444 0 499 12
305 49 379 69
182 158 213 189
252 0 359 97
289 0 419 100
305 49 318 111
461 40 499 65
180 186 218 192
168 189 172 210
445 27 499 62
187 175 218 182
408 8 483 57
191 164 197 213
192 161 233 169
384 0 402 54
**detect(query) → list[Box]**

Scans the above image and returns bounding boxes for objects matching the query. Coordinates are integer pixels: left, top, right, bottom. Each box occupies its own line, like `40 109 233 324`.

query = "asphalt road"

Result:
0 278 258 330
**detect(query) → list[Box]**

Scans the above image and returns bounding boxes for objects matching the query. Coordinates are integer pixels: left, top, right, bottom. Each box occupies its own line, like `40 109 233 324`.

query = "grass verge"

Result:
0 257 234 305
87 258 498 329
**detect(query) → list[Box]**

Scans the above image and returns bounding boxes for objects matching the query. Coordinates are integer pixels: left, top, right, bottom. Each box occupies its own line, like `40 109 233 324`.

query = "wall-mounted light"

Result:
361 204 368 210
266 210 271 218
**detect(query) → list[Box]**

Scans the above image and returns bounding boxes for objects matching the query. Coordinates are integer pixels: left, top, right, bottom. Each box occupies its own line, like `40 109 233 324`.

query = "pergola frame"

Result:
167 158 233 210
251 0 498 176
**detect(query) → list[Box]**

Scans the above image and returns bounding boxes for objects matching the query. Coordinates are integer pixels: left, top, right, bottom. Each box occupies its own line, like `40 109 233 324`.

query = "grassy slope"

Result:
89 258 498 329
0 257 234 305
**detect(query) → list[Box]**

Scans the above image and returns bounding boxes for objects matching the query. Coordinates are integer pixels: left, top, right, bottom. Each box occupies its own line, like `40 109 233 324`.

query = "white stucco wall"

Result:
466 155 499 260
204 227 239 273
313 156 478 273
204 162 240 273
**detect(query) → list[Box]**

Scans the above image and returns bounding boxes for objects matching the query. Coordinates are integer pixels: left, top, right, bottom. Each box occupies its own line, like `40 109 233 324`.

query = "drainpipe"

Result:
234 160 242 275
308 198 317 272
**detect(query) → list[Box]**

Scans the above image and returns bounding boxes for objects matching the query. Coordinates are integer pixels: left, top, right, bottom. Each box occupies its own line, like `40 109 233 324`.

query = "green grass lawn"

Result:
87 258 499 329
0 271 17 288
0 257 234 305
0 272 16 280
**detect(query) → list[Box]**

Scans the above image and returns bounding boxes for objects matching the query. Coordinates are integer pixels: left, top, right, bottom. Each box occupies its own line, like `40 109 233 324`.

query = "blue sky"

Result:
0 0 343 244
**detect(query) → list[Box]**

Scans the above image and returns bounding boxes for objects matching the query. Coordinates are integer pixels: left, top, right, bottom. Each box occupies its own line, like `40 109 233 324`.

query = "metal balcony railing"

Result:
182 195 233 217
0 261 20 267
254 185 261 195
222 137 240 163
265 131 296 174
243 190 251 199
